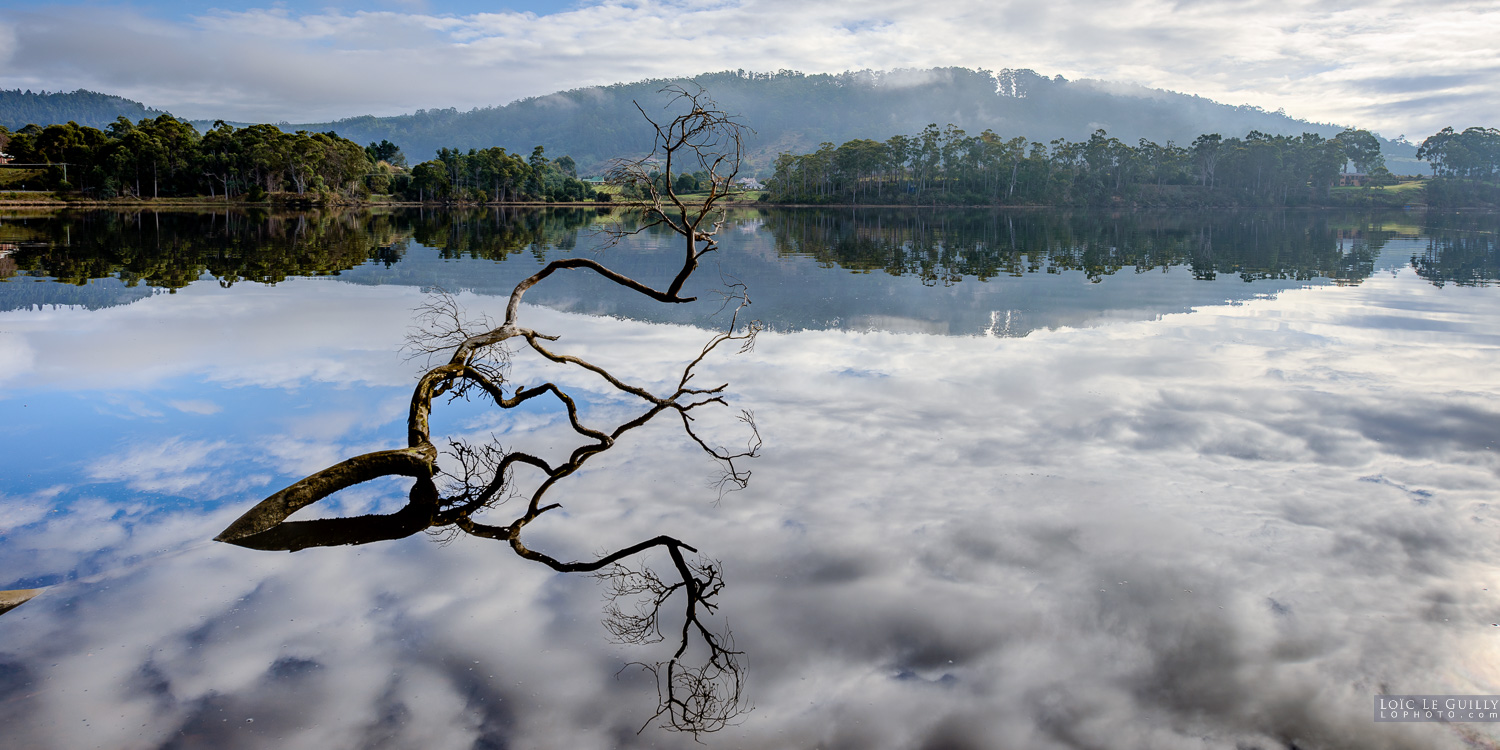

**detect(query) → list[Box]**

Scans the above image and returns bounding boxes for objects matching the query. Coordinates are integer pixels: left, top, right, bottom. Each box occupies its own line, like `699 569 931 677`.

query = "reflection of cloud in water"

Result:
1 267 1499 747
0 487 64 536
0 280 430 391
169 399 223 416
88 438 255 499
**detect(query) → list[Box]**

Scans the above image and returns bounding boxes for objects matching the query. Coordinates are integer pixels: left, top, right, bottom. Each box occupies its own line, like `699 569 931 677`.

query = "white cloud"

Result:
0 0 1493 136
168 399 223 415
87 437 238 497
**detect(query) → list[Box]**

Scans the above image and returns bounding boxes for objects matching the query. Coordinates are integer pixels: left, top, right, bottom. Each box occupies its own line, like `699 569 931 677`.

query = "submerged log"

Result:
0 588 42 617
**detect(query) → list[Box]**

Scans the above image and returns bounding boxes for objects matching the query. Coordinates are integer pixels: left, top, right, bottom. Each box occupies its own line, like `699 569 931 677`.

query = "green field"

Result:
1328 179 1428 207
0 168 45 189
1330 180 1425 196
658 190 763 202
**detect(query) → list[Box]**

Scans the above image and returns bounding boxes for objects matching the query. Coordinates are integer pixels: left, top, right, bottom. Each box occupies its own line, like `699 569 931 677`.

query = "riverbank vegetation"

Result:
0 116 604 204
764 125 1500 208
400 145 601 203
3 112 1496 209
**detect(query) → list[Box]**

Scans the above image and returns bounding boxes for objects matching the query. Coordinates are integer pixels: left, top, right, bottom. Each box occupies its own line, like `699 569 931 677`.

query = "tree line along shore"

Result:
1 115 1497 208
0 117 620 206
762 125 1500 208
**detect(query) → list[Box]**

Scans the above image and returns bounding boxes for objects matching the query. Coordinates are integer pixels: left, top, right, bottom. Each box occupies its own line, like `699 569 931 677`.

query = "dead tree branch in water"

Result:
214 86 757 737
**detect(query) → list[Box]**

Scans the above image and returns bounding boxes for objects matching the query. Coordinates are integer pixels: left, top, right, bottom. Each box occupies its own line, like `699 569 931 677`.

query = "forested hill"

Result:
288 68 1414 174
2 69 1416 175
0 89 169 131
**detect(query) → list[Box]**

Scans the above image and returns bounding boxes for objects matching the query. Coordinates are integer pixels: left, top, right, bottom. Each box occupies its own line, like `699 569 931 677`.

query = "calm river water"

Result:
1 207 1499 749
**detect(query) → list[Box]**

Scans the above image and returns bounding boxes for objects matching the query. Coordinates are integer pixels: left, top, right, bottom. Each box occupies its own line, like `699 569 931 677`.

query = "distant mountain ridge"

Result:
0 89 168 131
295 68 1421 174
2 69 1418 174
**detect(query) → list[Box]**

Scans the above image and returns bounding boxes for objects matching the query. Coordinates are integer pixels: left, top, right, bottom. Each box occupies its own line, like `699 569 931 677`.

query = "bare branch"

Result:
215 446 437 543
214 83 758 738
404 289 501 367
602 83 749 300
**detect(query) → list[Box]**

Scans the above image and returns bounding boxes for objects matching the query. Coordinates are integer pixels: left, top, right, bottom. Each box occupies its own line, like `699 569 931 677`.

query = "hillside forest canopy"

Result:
0 112 1496 207
0 88 168 131
275 68 1425 174
765 125 1500 207
0 116 601 203
0 69 1422 176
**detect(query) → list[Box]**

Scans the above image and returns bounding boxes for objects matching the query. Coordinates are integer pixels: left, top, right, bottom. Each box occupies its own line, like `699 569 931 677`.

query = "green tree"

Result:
410 160 450 201
365 139 404 166
1335 128 1384 174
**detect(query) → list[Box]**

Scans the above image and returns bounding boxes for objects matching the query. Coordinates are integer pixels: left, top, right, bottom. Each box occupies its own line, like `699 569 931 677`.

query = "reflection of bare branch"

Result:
629 548 745 736
215 87 758 738
599 561 677 646
404 290 499 364
634 641 746 737
405 291 510 403
684 409 762 499
596 549 746 735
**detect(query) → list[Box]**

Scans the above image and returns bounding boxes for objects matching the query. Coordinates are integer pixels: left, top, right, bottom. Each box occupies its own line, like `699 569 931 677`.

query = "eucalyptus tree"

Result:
526 145 549 197
473 146 525 202
1335 128 1385 174
199 121 241 198
409 160 450 201
364 138 403 166
1419 127 1500 181
763 120 1404 206
834 138 884 202
141 114 200 192
1192 133 1223 189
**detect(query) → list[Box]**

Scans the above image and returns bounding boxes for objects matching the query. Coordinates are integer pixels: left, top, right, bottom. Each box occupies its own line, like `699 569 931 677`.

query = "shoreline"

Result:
4 195 1494 211
0 200 1454 210
0 197 768 209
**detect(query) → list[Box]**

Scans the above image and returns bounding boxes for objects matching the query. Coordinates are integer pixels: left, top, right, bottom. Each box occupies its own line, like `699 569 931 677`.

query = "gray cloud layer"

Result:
1 0 1495 138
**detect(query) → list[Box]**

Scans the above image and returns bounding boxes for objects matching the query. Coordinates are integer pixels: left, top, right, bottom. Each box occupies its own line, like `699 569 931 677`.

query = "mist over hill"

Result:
0 89 168 131
2 69 1420 175
286 68 1418 175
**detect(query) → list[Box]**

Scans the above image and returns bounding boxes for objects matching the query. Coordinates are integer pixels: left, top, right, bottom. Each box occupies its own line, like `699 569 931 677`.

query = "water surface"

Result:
1 207 1499 749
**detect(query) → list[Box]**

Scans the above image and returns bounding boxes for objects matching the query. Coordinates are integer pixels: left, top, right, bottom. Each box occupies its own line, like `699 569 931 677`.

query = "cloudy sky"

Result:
0 1 1495 151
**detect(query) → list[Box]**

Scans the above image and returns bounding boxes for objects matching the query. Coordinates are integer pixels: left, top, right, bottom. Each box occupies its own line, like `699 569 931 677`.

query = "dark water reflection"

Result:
765 208 1388 283
4 207 1496 335
2 207 1500 749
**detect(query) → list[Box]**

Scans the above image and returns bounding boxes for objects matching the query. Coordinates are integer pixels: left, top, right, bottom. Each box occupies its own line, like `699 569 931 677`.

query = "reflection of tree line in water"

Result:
1408 213 1500 287
0 207 610 288
3 207 1498 289
765 209 1410 284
